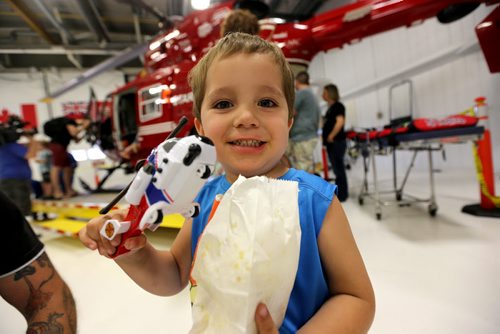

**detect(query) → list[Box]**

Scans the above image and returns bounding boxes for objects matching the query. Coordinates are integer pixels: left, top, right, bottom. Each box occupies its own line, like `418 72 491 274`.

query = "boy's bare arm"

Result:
298 197 375 333
79 211 193 296
115 219 194 296
0 252 77 333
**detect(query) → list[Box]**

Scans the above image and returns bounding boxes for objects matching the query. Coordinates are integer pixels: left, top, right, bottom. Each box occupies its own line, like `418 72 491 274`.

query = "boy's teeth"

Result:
233 139 261 147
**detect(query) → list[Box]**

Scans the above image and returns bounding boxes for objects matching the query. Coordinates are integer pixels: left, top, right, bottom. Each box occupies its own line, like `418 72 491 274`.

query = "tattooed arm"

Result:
0 252 77 334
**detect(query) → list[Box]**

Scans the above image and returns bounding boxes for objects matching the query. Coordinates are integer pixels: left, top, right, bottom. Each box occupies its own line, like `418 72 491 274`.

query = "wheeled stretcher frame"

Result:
357 126 485 219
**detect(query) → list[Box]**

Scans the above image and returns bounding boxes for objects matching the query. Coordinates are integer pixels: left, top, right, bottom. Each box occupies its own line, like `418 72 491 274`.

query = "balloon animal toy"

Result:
99 117 216 258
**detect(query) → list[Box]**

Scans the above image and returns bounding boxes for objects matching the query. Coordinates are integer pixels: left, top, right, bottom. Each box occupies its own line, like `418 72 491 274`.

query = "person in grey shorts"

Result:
286 71 321 173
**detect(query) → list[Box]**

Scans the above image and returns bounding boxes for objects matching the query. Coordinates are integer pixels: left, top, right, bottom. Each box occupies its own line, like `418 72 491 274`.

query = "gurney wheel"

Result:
428 204 438 217
396 191 402 201
358 197 364 206
376 213 381 220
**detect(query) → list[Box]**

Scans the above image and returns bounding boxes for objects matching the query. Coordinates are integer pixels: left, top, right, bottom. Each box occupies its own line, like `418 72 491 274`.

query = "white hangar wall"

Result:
0 70 132 191
309 4 500 177
0 69 126 129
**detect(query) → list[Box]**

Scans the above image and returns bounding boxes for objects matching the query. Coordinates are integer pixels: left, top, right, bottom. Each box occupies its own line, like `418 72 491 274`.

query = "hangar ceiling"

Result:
0 0 337 71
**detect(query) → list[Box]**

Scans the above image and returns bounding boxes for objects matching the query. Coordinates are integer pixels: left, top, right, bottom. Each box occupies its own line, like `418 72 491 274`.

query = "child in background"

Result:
35 137 53 199
79 33 375 333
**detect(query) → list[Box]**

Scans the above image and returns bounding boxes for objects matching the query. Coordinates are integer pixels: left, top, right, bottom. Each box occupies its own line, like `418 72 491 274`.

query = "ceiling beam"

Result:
5 0 59 45
32 0 76 44
74 0 111 43
0 48 120 55
42 42 148 100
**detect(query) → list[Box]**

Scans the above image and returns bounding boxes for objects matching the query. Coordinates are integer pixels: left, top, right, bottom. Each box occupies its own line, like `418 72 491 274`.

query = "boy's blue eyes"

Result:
258 99 277 108
213 99 277 109
214 100 232 109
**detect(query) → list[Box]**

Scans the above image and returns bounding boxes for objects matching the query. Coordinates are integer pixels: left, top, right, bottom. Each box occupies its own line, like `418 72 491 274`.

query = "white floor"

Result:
1 167 500 334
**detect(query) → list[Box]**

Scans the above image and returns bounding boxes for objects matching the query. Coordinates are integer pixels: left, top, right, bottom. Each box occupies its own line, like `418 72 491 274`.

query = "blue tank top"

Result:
191 168 337 333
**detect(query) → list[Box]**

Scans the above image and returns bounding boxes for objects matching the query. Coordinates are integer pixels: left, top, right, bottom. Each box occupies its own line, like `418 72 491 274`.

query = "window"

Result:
138 84 170 122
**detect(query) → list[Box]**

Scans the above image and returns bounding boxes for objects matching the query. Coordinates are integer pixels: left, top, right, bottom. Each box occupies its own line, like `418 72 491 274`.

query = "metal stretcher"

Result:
351 80 485 219
356 125 485 220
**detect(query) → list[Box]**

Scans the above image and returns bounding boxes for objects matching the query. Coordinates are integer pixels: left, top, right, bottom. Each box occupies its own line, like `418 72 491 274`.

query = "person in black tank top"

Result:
322 84 349 201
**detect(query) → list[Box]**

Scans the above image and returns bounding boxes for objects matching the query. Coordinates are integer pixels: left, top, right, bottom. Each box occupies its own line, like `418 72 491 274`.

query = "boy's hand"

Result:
255 303 278 334
79 209 146 258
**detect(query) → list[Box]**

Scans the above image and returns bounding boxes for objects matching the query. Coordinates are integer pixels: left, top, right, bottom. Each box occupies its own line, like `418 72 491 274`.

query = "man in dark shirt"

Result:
43 113 89 199
0 190 77 333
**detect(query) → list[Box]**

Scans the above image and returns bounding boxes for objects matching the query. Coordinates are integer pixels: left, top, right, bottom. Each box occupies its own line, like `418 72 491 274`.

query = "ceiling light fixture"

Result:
191 0 210 10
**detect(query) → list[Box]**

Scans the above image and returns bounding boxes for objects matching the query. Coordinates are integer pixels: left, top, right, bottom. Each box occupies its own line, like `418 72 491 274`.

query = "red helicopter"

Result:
87 0 499 172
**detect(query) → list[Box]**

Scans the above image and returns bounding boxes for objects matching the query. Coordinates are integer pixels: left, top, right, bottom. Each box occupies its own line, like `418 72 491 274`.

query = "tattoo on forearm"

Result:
13 253 77 333
27 312 64 334
15 253 55 319
63 281 77 331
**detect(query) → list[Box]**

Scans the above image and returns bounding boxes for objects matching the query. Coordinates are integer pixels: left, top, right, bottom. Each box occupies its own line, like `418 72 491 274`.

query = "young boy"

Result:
79 33 375 333
35 137 53 199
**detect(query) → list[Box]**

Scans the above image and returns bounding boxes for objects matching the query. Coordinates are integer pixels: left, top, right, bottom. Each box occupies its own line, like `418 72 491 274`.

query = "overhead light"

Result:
149 40 161 50
192 0 210 10
261 18 286 24
477 21 492 29
293 24 308 30
164 30 180 42
149 85 169 95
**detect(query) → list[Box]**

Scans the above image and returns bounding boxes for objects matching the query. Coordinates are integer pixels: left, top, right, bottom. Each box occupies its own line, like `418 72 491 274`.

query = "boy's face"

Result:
195 53 293 183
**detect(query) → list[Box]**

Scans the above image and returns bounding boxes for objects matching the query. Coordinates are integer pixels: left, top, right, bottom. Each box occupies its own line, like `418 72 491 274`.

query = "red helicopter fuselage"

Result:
98 0 499 164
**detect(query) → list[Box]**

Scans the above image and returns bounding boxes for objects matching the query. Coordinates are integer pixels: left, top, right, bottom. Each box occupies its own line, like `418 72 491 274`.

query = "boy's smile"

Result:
229 138 266 152
230 139 264 147
195 52 293 183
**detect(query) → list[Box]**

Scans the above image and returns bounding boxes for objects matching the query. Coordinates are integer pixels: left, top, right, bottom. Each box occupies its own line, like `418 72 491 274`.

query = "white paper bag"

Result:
190 175 301 334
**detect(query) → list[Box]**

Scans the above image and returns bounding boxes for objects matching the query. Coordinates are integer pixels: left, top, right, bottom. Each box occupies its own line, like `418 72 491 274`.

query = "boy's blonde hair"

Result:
188 32 295 120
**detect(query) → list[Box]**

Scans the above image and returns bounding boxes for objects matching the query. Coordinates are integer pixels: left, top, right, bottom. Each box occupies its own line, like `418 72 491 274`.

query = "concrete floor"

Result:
1 167 499 334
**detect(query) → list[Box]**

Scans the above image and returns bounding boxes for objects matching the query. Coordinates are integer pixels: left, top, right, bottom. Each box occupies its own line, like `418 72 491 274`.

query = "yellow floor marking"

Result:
34 218 85 237
160 214 185 229
33 210 185 237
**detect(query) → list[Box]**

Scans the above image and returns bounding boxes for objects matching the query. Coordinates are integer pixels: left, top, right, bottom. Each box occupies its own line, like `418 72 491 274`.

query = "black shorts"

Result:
0 179 32 216
42 172 50 183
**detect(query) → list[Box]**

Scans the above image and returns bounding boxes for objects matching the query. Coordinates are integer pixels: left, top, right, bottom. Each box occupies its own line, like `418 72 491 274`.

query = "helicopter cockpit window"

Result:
118 93 138 144
138 84 166 122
